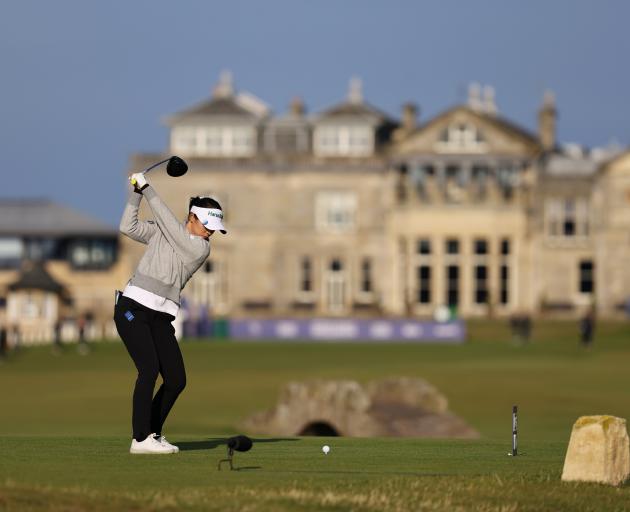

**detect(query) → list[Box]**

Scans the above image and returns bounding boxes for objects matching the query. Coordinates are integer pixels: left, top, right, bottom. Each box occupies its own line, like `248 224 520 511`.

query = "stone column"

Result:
486 162 501 203
410 161 426 200
460 161 472 203
435 161 446 203
387 235 407 315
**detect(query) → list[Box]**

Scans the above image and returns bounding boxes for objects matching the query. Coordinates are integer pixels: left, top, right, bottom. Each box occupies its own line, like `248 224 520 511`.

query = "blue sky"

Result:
1 0 628 226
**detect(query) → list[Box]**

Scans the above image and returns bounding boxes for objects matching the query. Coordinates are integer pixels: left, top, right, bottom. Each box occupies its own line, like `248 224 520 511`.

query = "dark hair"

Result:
189 196 222 211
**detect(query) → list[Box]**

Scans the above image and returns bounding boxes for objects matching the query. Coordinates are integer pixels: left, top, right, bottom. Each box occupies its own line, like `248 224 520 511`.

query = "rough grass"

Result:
1 319 630 511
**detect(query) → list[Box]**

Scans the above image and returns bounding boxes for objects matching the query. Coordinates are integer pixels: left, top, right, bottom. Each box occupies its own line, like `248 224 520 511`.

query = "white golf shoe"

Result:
129 433 174 454
156 434 179 453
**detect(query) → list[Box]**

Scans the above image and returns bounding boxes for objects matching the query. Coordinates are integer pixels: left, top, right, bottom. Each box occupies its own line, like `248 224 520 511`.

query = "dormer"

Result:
165 71 270 158
312 78 396 158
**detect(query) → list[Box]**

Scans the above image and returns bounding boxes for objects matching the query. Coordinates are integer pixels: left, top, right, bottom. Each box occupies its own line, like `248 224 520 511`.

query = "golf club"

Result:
130 155 188 186
218 435 253 471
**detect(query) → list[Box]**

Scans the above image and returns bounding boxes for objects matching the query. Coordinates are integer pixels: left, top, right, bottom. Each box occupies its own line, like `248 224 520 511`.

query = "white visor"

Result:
190 206 227 234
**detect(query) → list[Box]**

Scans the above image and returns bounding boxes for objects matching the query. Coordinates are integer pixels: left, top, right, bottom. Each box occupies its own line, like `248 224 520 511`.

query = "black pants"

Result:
114 295 186 441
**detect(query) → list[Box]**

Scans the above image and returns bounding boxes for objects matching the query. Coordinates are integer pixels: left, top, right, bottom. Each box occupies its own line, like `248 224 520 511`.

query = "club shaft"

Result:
141 157 170 175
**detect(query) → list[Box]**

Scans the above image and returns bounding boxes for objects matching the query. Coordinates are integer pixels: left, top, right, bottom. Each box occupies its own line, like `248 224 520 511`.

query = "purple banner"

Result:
229 319 466 343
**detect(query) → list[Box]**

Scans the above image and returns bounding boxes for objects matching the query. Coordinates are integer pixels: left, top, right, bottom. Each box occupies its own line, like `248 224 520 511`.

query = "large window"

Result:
0 237 23 268
499 238 510 305
444 237 460 308
414 237 432 307
171 125 256 157
69 239 116 269
546 198 589 239
417 265 431 304
474 238 488 255
446 265 459 307
24 238 57 261
11 292 53 320
171 126 197 152
563 199 576 236
446 238 459 255
500 265 509 305
300 257 313 293
417 238 431 255
473 238 489 305
190 259 228 313
579 260 594 294
360 258 373 293
315 192 357 232
314 125 373 157
474 265 488 304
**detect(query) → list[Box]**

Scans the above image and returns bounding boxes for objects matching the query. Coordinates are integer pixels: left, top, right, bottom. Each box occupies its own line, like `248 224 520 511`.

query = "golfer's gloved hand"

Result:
129 173 149 192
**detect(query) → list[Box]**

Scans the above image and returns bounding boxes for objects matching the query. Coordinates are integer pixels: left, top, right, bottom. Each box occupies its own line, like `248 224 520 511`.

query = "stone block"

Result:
562 415 630 486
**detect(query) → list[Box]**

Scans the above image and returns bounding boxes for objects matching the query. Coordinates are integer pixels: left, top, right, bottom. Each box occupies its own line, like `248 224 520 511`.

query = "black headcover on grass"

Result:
227 435 253 452
218 435 253 471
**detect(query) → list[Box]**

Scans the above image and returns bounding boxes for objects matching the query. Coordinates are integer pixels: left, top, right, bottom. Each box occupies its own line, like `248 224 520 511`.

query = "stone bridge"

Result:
241 377 479 438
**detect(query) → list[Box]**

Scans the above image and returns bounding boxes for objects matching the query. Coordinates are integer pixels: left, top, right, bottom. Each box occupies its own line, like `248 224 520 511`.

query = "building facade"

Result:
126 72 628 319
0 200 129 343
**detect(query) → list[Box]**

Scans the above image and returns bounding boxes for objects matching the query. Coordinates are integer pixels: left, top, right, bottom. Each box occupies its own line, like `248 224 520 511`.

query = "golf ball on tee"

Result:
322 445 330 455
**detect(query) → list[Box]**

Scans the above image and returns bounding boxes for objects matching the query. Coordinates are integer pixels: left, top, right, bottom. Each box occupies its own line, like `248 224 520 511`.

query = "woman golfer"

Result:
114 171 226 454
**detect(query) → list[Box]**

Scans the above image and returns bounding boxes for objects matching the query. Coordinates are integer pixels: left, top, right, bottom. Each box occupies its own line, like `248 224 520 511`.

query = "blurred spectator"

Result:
77 314 90 355
11 325 21 351
580 308 596 348
510 313 532 344
0 323 7 359
78 315 86 341
52 319 63 354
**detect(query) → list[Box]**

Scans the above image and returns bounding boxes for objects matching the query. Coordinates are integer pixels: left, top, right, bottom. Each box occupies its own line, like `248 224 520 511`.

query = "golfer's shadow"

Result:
178 437 299 452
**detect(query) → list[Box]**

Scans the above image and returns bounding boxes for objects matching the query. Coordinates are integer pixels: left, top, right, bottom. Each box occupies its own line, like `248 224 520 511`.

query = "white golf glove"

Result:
129 172 148 190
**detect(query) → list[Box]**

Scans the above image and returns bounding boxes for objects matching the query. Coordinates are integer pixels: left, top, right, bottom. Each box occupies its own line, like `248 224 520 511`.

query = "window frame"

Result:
578 260 595 294
314 124 374 157
315 191 358 233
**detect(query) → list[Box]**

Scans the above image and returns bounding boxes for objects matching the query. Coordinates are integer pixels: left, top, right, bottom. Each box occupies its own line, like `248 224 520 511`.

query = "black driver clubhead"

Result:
227 435 253 452
166 156 188 177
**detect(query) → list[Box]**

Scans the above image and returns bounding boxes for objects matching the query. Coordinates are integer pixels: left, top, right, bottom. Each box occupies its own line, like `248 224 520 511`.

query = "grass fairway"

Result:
1 320 630 511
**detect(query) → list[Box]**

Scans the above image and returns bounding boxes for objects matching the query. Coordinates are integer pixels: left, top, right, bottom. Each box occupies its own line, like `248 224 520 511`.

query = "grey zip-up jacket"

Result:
119 186 210 305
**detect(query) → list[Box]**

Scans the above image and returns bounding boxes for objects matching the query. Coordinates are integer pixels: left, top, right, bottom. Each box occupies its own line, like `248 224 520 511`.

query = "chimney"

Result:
538 90 557 151
212 70 234 98
348 76 363 104
483 85 497 115
289 96 306 117
468 82 482 111
402 102 418 132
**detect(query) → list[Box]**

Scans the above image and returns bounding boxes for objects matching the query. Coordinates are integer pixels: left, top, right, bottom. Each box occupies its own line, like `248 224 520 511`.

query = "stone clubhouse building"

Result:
123 71 630 320
3 72 627 345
